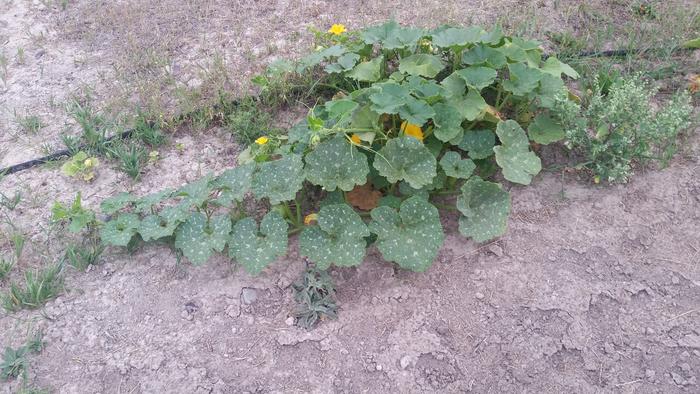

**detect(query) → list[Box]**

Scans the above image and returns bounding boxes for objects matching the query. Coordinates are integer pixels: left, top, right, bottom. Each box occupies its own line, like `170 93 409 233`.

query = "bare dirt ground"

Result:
1 0 699 393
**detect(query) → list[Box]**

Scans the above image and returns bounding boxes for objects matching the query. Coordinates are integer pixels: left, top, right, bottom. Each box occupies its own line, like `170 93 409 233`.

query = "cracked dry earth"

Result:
0 131 698 393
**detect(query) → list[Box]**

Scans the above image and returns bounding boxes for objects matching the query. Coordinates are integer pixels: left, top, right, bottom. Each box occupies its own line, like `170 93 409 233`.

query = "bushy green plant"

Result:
2 264 64 312
555 74 693 183
99 22 580 273
51 193 97 233
292 268 338 329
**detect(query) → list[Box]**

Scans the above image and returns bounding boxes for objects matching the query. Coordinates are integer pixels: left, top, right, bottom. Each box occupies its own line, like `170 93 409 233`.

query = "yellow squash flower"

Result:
328 24 347 35
400 121 424 142
350 134 362 145
255 136 269 145
304 213 318 225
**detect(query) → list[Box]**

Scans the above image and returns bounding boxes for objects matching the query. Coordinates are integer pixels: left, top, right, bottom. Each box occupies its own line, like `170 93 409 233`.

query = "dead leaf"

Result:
346 182 382 211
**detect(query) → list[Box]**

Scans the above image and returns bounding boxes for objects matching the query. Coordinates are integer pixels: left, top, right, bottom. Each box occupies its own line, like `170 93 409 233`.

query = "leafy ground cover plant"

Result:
553 74 693 183
98 21 581 275
292 267 338 329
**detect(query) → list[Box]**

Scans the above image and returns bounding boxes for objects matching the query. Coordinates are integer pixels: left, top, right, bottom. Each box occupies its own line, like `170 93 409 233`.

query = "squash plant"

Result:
99 21 579 274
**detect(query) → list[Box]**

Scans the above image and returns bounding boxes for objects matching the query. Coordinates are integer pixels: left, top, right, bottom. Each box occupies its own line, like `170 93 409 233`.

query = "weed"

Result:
51 192 97 233
67 99 110 154
108 142 146 179
63 240 104 271
0 258 13 280
16 47 25 65
0 52 7 88
61 133 82 155
0 346 28 380
2 263 64 312
0 332 45 381
10 233 25 260
61 151 99 182
292 267 338 329
15 113 44 134
133 112 166 147
555 75 693 182
221 95 277 144
0 190 21 210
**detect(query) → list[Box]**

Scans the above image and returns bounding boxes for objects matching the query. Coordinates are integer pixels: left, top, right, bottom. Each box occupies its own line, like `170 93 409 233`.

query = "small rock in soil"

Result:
285 316 294 326
475 292 485 300
400 355 412 370
488 244 503 257
646 369 656 379
241 288 258 305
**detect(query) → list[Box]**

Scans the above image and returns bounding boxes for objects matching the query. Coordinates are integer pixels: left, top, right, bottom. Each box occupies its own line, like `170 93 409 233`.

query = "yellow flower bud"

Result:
255 136 269 145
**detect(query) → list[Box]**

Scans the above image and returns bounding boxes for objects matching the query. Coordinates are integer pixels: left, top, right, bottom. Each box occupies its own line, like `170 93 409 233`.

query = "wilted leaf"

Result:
369 196 444 272
346 182 382 210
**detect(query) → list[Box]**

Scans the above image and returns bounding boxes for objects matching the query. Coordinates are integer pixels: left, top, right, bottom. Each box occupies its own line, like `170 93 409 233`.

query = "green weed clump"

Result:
292 268 338 329
2 264 64 312
554 74 693 183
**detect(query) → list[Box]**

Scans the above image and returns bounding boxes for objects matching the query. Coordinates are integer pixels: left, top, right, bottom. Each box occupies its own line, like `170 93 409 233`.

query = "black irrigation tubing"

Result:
1 45 696 177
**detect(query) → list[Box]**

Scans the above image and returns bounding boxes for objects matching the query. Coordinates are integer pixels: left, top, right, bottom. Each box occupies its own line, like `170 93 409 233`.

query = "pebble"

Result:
241 288 258 305
400 355 412 370
680 363 691 373
671 276 680 285
645 369 655 379
285 316 295 326
646 327 655 335
375 364 382 371
475 292 485 300
488 244 503 257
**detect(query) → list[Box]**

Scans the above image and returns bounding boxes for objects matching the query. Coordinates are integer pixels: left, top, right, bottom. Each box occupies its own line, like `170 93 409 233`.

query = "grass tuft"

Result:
2 264 64 312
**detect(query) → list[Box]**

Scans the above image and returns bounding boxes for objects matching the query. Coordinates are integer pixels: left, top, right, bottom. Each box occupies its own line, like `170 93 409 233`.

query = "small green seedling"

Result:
0 258 13 280
51 192 97 233
108 142 145 179
64 241 104 271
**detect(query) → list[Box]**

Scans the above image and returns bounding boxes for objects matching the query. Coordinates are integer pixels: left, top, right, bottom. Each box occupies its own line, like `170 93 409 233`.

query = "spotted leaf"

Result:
493 120 542 185
229 212 288 275
304 135 369 191
373 137 437 189
457 177 511 242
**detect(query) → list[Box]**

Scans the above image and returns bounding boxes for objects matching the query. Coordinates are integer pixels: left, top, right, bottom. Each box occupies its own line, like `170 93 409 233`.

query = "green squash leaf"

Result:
373 136 437 189
138 205 189 241
134 188 175 213
174 212 231 265
304 135 369 191
100 192 135 215
458 129 496 159
324 99 359 124
299 204 369 269
457 177 511 242
456 66 498 90
461 45 507 68
101 213 140 247
403 75 445 99
681 37 700 49
440 72 467 97
493 120 542 185
398 96 436 125
229 212 288 275
252 155 304 205
448 89 487 121
369 82 410 114
399 54 445 78
431 26 483 48
212 164 254 205
527 114 565 145
347 56 383 82
439 151 476 179
176 176 214 208
369 196 444 272
324 53 360 74
541 57 579 79
503 63 543 96
362 20 425 50
432 103 464 142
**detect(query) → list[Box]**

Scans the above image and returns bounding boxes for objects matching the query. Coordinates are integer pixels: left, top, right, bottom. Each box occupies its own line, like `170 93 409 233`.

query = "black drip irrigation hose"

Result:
1 45 696 177
1 130 134 176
